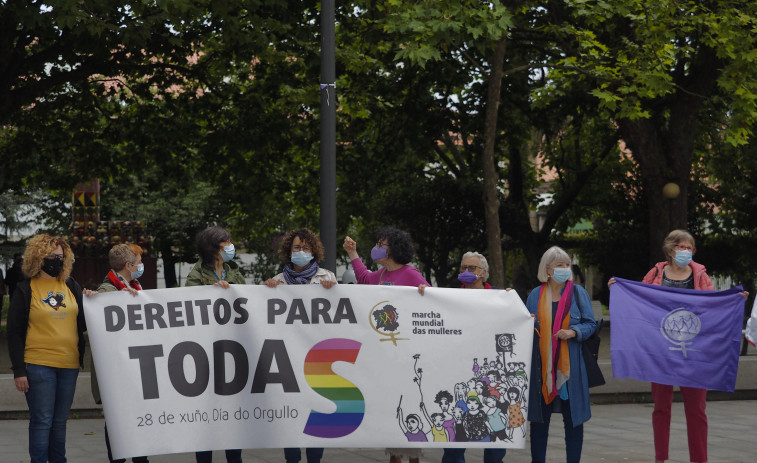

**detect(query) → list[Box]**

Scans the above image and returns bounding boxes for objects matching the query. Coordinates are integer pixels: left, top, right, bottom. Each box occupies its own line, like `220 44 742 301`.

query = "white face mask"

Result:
291 251 313 267
674 250 692 267
552 267 572 284
221 243 235 262
131 262 144 280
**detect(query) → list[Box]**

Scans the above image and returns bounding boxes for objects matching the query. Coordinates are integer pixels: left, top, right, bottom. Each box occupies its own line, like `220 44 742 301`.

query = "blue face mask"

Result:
458 270 479 285
291 251 313 267
552 267 572 284
371 246 388 262
221 243 235 262
131 263 145 280
674 250 692 267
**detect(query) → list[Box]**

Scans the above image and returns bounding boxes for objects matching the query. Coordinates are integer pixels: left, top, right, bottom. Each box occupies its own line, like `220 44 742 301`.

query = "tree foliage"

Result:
541 0 757 264
2 1 757 297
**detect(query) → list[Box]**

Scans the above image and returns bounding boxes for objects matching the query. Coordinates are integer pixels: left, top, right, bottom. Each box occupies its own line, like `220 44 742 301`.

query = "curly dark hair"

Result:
376 227 415 265
278 228 325 263
434 390 453 405
196 226 232 269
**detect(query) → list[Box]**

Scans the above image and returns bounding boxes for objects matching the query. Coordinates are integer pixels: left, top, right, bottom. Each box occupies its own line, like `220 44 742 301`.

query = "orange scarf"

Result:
537 281 572 404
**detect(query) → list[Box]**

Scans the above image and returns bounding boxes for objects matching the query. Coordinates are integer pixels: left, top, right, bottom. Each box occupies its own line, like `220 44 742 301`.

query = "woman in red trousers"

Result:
612 229 747 463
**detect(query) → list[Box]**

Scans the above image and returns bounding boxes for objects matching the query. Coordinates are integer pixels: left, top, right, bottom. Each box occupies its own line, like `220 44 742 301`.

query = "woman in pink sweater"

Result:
343 227 429 290
343 227 428 463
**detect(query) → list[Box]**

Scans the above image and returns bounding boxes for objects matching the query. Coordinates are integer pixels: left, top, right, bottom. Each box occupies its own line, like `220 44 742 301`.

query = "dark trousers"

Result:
104 425 149 463
284 447 324 462
530 398 583 463
195 449 242 463
442 448 507 463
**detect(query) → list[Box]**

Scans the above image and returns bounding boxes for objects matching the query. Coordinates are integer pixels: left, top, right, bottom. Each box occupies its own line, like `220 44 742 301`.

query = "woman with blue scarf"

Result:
264 228 337 289
264 228 336 463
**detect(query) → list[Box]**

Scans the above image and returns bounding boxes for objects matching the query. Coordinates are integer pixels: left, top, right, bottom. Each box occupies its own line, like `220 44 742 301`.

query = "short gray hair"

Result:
536 246 572 283
109 244 137 271
461 251 489 281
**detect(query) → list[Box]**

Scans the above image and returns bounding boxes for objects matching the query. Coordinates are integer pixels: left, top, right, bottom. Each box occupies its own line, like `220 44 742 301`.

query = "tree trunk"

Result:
482 36 508 288
620 117 694 265
161 245 178 288
618 46 720 266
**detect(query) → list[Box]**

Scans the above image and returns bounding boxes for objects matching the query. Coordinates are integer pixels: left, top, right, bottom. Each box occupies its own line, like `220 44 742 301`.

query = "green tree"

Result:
694 122 757 307
99 170 227 288
0 0 330 274
337 1 622 293
543 0 757 264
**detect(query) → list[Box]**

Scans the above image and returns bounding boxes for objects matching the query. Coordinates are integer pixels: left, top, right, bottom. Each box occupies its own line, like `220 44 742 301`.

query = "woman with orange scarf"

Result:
526 246 597 463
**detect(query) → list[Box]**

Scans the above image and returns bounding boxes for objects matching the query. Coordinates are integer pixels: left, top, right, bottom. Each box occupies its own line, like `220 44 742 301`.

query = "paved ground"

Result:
0 399 753 462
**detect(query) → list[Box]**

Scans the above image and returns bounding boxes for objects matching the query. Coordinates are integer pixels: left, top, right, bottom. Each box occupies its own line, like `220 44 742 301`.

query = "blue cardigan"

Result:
526 283 597 427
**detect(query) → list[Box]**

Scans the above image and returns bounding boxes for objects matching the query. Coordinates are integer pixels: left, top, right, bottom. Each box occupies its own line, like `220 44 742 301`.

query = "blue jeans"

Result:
284 447 324 462
24 364 79 463
529 398 583 463
195 449 242 463
442 448 507 463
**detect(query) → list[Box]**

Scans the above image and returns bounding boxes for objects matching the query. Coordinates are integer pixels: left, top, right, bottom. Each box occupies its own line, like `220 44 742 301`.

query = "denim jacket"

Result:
526 283 597 426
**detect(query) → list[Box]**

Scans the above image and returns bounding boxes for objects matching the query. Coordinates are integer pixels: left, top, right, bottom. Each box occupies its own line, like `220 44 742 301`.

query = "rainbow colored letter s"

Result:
303 338 364 438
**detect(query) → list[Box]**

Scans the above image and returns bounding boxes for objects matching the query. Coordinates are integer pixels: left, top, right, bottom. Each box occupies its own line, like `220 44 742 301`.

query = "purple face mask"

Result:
370 246 388 262
458 270 478 285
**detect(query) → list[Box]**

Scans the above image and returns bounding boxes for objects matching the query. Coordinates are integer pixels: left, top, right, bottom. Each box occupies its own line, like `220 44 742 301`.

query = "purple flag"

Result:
609 277 744 392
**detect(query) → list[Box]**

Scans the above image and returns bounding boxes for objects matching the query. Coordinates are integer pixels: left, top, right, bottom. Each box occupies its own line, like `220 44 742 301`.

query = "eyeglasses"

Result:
674 244 694 251
460 265 480 272
375 241 388 248
292 245 312 252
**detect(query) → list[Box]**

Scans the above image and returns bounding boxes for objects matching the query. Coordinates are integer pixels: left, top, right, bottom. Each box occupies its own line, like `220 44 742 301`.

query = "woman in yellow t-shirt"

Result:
7 234 86 463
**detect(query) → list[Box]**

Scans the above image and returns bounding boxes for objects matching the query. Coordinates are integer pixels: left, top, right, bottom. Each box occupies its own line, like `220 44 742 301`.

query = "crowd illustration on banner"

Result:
395 335 530 445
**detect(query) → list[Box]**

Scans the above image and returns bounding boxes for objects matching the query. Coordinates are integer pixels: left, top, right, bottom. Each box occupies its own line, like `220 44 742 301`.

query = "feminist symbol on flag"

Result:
660 308 702 358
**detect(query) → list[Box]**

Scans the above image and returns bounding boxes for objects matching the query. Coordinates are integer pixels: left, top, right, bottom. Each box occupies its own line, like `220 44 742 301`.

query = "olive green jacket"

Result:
185 259 246 286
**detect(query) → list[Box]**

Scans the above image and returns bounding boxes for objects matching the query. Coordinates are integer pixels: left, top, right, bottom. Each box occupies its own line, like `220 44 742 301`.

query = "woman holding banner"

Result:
609 229 749 463
608 230 711 463
747 298 757 348
187 226 245 463
7 234 86 463
609 230 752 462
264 228 335 463
343 227 428 463
442 251 507 463
644 230 713 463
526 246 596 463
263 228 337 290
85 243 149 463
343 227 428 293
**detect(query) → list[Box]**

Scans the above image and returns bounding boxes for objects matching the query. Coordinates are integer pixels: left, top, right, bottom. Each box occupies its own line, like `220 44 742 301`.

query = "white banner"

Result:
84 284 533 459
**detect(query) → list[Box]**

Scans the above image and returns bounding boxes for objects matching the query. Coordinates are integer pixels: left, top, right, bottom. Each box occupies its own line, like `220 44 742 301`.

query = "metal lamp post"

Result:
319 0 336 272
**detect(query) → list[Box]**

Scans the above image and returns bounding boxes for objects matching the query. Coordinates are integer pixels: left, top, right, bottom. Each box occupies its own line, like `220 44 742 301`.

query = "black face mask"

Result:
41 257 64 277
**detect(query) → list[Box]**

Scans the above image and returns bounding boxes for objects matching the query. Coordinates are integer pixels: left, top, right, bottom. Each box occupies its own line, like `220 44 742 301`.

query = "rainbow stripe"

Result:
303 338 364 438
